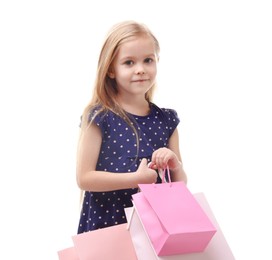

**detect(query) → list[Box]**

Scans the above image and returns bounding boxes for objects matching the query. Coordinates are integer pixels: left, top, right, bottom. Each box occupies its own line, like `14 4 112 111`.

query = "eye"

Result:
124 60 134 66
144 58 153 63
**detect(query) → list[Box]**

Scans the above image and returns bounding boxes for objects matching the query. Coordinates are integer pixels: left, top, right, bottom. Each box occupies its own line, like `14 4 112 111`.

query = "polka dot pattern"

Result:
77 103 180 233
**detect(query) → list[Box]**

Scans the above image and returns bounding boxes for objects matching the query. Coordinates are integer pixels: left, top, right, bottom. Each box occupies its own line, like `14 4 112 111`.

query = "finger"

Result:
148 162 157 169
138 158 148 170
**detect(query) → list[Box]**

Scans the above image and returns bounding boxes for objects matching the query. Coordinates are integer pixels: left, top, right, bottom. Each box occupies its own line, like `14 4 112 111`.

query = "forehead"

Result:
116 35 157 59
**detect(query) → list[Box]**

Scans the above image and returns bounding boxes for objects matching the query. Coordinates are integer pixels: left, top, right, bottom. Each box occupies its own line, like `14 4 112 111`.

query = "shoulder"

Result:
88 106 114 124
151 103 180 123
88 106 130 133
88 105 105 124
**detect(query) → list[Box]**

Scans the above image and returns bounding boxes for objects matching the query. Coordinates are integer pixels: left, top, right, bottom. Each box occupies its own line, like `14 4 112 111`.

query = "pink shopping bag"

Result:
132 170 217 256
57 246 79 260
72 223 138 260
126 192 235 260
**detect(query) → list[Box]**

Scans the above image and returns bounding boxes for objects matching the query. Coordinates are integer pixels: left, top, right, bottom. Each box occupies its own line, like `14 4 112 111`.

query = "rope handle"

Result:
159 166 172 184
148 162 171 183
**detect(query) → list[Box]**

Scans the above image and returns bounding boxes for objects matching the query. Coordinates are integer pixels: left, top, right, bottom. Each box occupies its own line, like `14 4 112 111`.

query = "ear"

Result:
107 66 115 79
108 71 115 79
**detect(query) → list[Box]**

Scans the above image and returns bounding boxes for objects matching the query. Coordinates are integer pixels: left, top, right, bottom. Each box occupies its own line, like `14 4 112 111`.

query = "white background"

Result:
0 0 271 259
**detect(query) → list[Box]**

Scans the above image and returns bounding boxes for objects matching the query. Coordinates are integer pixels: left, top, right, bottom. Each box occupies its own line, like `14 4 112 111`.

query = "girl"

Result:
76 20 187 233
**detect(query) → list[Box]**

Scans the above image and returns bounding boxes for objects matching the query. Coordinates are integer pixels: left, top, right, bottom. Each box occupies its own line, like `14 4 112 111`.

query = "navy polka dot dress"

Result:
77 103 180 233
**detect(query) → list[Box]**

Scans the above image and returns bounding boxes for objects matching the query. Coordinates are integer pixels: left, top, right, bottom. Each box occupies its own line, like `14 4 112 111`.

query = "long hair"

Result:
80 20 160 129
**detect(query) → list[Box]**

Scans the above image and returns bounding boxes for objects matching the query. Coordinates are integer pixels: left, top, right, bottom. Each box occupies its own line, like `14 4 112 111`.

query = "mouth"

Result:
131 79 149 83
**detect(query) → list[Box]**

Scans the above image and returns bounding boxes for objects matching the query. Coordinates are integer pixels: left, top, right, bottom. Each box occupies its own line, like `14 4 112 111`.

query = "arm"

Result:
76 122 157 192
150 128 187 184
167 128 187 183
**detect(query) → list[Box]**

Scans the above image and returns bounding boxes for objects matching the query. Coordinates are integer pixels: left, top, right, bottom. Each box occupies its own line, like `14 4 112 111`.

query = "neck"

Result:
118 99 150 116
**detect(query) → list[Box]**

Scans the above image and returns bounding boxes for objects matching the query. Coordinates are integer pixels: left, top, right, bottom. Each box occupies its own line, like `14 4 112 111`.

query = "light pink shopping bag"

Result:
57 246 79 260
72 223 138 260
132 180 217 256
126 192 235 260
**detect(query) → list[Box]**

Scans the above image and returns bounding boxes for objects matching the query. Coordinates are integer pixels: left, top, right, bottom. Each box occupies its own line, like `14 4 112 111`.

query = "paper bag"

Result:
132 181 217 256
126 192 235 260
72 223 138 260
57 246 79 260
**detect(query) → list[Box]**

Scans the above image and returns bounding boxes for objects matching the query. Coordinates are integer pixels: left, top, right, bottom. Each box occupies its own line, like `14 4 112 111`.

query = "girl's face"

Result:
109 35 158 99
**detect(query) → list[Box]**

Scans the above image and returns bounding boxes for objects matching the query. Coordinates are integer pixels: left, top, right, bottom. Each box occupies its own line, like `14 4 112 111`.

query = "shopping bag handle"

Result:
159 166 172 184
148 162 172 184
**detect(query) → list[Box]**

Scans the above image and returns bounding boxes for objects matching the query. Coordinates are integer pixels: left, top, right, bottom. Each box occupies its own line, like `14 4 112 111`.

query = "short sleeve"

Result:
87 107 108 136
89 108 105 125
78 106 106 130
161 108 180 137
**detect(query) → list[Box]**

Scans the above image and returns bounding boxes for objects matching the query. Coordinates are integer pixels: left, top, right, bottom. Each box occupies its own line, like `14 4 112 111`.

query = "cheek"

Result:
150 66 157 78
115 70 131 86
117 69 132 81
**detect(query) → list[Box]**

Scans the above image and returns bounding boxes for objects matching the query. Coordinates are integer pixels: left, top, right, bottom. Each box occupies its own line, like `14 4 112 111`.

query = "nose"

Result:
135 64 145 75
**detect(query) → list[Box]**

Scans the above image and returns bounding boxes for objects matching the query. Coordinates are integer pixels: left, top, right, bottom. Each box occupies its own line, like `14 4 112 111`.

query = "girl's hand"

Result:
135 158 157 184
150 147 181 171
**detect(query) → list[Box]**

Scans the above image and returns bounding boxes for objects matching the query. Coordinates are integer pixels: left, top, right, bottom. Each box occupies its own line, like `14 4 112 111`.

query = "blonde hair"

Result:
81 20 160 129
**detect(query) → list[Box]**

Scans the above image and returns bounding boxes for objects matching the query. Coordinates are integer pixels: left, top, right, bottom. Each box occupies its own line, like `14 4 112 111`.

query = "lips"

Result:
131 79 149 82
